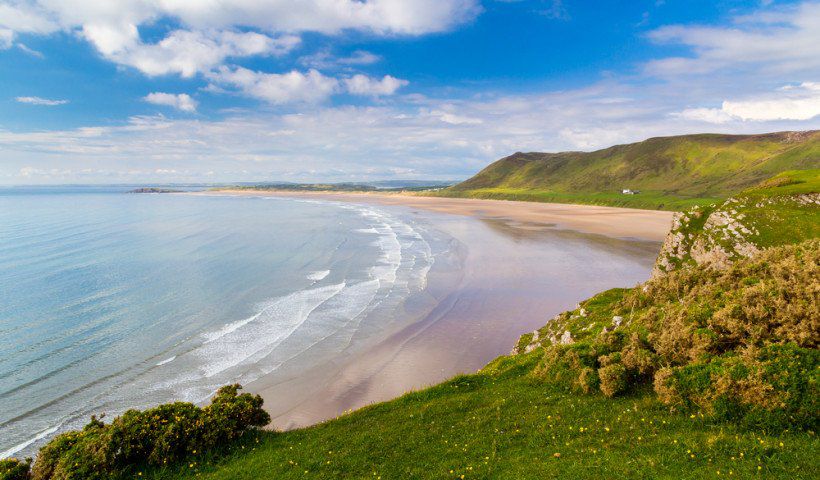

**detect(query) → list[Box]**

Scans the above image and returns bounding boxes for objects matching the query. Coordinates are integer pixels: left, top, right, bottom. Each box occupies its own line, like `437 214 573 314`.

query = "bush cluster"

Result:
1 458 31 480
22 384 269 480
534 240 819 430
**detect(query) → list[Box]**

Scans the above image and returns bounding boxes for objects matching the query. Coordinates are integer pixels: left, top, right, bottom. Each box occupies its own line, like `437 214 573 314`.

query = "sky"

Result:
0 0 819 185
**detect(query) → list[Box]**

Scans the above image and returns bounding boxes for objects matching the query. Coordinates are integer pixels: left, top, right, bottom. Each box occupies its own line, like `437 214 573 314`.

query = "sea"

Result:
0 186 445 458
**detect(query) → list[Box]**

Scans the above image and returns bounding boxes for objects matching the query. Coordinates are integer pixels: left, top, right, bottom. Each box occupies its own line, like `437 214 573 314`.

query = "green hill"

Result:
440 130 820 210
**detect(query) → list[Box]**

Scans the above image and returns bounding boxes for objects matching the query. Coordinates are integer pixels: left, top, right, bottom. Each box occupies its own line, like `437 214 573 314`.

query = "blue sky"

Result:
1 0 819 184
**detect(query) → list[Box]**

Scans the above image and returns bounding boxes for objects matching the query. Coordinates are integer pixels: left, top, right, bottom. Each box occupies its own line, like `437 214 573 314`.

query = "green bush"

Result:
0 458 31 480
598 363 627 398
31 384 270 480
656 344 820 431
534 343 600 394
531 240 819 430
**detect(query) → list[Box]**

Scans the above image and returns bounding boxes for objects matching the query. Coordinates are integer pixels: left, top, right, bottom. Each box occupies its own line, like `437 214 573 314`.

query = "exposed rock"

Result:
523 330 540 354
559 331 573 345
612 316 623 327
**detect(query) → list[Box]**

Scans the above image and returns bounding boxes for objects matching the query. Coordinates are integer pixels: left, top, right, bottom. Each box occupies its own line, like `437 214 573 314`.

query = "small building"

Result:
622 189 640 195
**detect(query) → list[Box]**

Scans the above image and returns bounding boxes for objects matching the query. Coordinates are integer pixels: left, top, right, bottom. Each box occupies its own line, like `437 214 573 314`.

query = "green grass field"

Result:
141 353 818 479
430 188 721 211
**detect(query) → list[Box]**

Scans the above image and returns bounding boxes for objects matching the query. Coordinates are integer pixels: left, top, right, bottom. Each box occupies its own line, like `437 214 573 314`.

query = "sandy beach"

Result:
191 191 674 430
199 190 674 242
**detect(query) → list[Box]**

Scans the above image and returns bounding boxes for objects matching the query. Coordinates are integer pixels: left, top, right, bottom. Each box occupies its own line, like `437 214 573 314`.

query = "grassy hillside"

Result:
440 130 820 210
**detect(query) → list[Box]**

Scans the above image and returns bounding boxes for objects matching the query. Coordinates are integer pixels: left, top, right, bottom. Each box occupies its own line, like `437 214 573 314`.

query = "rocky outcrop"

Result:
651 192 820 278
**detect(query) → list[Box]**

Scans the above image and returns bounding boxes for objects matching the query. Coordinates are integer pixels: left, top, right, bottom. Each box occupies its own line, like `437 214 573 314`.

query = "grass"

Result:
439 131 820 211
140 353 818 479
430 188 721 211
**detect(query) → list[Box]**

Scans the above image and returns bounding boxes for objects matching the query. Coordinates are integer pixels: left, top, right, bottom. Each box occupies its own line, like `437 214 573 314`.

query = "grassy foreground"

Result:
143 354 818 480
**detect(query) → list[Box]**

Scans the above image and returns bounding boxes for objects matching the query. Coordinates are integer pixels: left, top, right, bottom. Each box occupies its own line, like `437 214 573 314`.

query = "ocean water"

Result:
0 188 440 458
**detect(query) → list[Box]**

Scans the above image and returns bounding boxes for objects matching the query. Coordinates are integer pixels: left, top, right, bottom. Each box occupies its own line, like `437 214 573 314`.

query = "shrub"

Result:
0 458 31 480
534 343 599 394
653 344 819 431
31 384 270 480
620 333 657 377
530 240 819 429
598 363 627 398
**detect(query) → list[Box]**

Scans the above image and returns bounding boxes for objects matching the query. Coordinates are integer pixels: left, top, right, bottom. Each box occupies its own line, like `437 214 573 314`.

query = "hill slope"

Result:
442 130 820 210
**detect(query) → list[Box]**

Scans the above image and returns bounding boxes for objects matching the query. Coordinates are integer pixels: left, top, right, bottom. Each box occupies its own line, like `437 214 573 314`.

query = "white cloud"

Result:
208 67 407 103
0 28 12 48
0 2 57 49
16 42 44 57
344 74 408 96
646 2 820 77
143 92 198 112
155 0 481 35
723 82 820 121
674 83 820 123
0 3 58 35
674 107 735 124
15 96 68 105
0 1 479 76
299 49 382 69
210 67 340 104
94 29 300 78
3 77 818 185
427 108 483 125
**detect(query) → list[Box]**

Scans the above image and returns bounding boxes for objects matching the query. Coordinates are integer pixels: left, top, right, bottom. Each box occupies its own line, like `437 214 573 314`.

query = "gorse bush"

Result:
0 458 31 480
29 384 270 480
532 240 820 430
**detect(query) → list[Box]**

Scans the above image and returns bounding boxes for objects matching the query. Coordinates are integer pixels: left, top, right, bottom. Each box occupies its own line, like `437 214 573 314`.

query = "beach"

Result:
201 190 673 242
195 191 674 430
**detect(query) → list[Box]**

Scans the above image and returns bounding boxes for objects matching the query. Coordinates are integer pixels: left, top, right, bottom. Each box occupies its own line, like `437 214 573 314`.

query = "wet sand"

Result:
192 191 674 429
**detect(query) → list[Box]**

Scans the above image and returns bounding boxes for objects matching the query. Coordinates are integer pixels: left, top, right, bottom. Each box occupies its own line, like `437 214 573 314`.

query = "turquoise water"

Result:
0 188 439 457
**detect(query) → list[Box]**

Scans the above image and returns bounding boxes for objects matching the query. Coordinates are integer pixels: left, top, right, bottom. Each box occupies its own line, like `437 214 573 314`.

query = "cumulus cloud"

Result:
143 92 198 112
210 67 340 104
646 2 820 77
344 74 408 96
0 1 479 76
15 96 68 105
95 29 300 78
723 83 820 121
674 107 735 124
674 83 820 123
0 2 58 49
209 68 408 103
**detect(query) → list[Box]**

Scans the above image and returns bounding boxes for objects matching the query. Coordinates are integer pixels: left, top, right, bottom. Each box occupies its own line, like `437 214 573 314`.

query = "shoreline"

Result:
189 192 673 430
190 190 674 243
